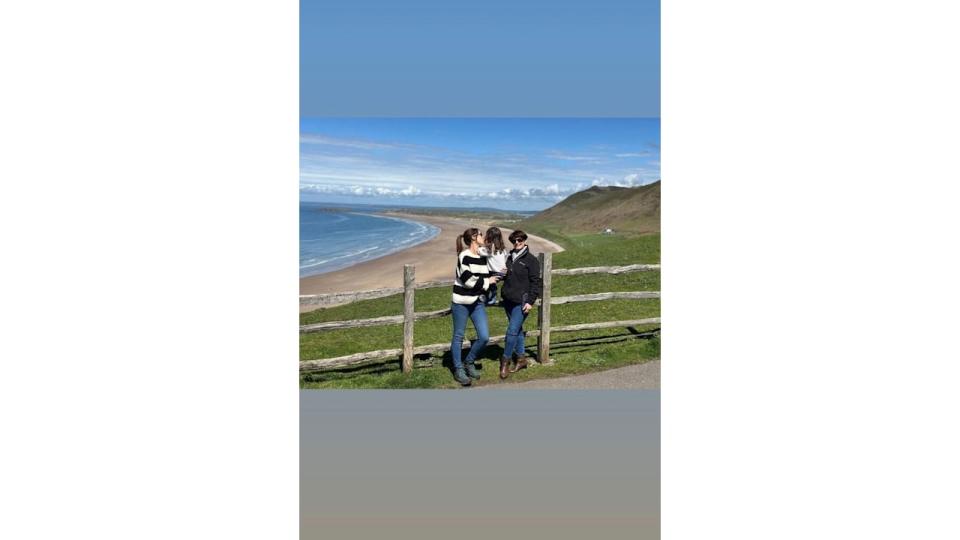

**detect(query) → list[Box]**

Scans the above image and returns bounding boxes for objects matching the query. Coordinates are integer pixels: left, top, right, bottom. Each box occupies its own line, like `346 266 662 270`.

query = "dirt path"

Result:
523 231 565 254
480 361 660 390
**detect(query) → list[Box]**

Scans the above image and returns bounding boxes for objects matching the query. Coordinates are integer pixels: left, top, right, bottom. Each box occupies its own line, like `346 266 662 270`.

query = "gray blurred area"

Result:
301 390 660 540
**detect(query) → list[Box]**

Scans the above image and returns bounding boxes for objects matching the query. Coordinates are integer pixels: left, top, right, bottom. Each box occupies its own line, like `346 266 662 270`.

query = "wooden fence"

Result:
299 253 660 374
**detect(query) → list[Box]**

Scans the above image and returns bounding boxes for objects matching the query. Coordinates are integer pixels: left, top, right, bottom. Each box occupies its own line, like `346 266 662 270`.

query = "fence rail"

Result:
300 255 660 374
300 308 453 333
550 263 660 276
299 291 662 333
300 317 661 373
300 263 661 307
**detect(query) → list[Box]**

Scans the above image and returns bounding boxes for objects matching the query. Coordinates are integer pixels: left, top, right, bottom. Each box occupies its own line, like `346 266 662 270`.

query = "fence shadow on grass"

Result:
300 328 661 384
299 255 661 376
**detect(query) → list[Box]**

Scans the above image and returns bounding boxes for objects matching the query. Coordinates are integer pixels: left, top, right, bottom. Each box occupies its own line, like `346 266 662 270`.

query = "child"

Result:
478 227 508 306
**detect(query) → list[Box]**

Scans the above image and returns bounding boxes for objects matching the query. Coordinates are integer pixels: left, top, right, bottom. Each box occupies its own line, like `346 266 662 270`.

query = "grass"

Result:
300 232 660 389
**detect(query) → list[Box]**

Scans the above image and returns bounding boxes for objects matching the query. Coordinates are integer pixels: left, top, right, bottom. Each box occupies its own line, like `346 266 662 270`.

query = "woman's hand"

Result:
522 303 532 313
489 276 500 284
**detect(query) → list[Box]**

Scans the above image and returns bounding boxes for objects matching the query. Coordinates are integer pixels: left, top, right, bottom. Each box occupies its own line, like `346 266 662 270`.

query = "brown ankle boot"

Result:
499 357 511 379
510 355 529 373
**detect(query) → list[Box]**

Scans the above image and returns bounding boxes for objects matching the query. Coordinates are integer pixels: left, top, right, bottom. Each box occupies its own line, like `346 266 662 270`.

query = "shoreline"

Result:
300 212 564 311
299 212 440 278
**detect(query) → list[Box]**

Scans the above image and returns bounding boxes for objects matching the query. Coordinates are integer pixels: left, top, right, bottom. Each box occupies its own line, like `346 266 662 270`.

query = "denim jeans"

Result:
502 299 529 359
450 301 490 371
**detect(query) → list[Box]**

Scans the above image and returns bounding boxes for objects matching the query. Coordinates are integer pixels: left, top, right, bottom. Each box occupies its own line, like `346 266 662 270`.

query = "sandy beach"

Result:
300 213 564 309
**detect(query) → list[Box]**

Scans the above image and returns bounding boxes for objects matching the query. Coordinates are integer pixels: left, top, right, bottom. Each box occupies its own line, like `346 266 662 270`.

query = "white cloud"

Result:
585 173 660 189
302 183 425 198
300 131 661 205
300 134 408 151
471 182 580 201
546 152 604 162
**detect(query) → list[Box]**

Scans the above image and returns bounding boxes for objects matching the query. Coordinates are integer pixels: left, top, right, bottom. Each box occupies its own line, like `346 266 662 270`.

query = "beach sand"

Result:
300 213 564 310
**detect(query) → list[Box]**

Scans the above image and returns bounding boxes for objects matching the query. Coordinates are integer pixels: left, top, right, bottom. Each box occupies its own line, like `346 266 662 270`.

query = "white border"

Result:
663 0 960 538
1 1 299 538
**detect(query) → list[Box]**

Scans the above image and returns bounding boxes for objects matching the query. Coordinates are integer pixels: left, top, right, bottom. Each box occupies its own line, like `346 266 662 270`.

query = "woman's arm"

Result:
527 256 542 304
457 255 495 292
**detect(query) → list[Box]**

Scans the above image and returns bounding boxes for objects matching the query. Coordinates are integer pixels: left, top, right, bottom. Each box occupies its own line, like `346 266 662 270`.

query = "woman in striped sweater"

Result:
449 228 501 386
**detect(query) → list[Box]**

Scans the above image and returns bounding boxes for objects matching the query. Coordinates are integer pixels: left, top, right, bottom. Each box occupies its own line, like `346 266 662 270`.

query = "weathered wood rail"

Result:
299 292 661 333
300 317 661 373
299 264 661 308
300 254 660 373
300 279 459 308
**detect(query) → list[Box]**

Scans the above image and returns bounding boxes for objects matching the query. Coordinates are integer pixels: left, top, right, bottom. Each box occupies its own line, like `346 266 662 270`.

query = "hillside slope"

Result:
517 181 660 237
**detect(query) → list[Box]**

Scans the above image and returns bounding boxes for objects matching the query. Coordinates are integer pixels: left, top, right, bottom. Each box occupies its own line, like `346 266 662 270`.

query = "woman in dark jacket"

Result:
498 230 542 379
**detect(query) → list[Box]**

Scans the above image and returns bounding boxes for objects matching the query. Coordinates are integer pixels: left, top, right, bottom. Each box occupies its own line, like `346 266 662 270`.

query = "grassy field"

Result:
300 232 660 389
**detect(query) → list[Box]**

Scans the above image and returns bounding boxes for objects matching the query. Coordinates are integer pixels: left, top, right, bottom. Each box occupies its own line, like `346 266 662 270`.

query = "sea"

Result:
300 202 441 278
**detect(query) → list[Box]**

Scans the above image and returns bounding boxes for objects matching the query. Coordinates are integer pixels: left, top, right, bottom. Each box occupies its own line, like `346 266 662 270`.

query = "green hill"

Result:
516 181 660 240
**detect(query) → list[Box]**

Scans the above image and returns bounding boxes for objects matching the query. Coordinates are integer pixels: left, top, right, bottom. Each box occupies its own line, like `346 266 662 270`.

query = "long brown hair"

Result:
456 228 481 254
484 227 505 253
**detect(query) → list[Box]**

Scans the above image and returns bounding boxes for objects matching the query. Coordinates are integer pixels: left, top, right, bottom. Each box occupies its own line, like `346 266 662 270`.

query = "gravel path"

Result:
480 361 660 390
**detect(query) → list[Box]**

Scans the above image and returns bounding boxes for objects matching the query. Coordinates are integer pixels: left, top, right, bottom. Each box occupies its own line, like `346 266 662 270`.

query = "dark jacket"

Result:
501 247 542 305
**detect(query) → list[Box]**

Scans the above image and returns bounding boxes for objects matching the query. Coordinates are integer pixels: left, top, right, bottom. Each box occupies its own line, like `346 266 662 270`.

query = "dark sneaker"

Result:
453 368 472 386
464 362 481 380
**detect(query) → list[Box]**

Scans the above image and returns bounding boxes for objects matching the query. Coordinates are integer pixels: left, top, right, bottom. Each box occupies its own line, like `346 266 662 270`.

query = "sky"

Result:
300 0 660 210
301 0 659 116
300 118 660 210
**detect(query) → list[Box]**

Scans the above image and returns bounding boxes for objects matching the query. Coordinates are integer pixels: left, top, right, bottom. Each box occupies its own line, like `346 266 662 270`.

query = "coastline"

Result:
300 212 564 310
300 212 440 278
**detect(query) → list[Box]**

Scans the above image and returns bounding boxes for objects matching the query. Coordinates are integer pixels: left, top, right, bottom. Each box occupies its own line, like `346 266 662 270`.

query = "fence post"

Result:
402 264 415 373
537 252 553 364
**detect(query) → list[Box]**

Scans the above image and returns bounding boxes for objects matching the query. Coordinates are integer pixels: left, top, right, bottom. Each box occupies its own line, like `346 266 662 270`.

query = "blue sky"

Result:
301 0 659 116
300 0 660 210
300 118 660 210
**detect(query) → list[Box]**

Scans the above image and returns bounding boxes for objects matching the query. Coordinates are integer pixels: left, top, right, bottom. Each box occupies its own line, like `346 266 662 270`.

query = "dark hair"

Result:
484 227 505 253
456 228 481 254
508 230 528 244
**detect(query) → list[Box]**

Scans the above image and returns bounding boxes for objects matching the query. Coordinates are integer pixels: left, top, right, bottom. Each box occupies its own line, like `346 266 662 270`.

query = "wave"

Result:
300 246 381 270
299 212 440 277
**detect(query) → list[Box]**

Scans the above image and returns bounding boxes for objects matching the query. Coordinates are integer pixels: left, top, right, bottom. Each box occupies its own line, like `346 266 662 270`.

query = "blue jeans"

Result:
502 300 529 359
450 301 490 371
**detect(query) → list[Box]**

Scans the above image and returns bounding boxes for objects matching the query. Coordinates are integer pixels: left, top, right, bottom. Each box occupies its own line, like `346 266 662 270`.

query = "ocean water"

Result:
300 202 440 278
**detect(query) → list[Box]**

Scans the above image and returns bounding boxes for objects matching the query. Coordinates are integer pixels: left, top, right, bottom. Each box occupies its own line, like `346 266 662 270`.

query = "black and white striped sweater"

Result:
451 249 492 305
